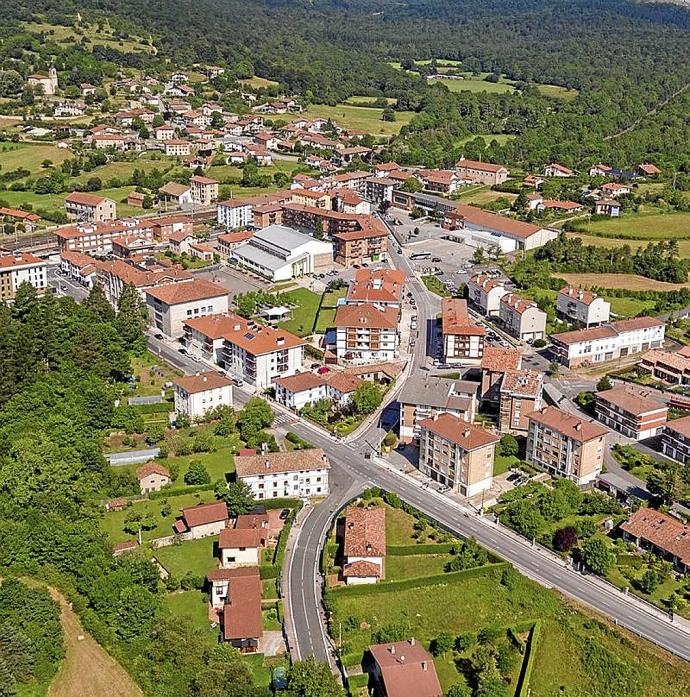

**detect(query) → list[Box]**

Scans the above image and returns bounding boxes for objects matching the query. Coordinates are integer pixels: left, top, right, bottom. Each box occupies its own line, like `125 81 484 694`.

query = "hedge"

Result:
327 562 508 597
515 620 541 697
149 482 214 499
386 543 455 556
260 564 280 580
261 497 302 511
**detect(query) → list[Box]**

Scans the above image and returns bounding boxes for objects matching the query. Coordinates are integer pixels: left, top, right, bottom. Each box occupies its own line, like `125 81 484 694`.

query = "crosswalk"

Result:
273 413 298 428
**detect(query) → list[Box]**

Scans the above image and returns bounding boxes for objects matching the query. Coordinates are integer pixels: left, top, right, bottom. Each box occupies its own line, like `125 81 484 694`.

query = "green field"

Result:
455 133 514 147
537 84 579 100
455 186 517 206
314 288 346 333
154 537 218 578
575 210 690 240
72 158 174 186
344 95 397 106
277 288 322 336
429 75 516 94
304 103 415 136
240 76 280 89
0 142 71 176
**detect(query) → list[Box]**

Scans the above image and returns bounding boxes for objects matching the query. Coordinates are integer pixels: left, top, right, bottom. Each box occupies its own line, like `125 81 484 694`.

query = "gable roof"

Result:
333 304 398 330
441 298 485 336
527 405 608 442
135 462 170 479
218 527 266 549
180 501 228 528
174 371 232 394
419 413 499 450
235 449 329 478
145 279 227 305
369 640 442 697
621 508 690 566
343 506 386 557
222 568 263 640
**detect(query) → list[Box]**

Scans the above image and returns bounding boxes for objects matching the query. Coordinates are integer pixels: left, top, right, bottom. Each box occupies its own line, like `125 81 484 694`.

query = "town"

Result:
0 3 690 697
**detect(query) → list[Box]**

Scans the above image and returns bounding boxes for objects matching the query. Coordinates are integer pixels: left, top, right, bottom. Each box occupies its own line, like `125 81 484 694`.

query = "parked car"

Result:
154 333 164 340
279 508 290 520
232 376 244 386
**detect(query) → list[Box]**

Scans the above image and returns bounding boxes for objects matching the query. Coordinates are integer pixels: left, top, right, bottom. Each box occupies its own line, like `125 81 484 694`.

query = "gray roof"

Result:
398 375 477 410
232 242 300 272
253 224 318 253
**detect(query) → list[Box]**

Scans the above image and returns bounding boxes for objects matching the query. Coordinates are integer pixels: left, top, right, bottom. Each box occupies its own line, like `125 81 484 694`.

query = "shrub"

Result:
184 461 211 485
553 526 578 552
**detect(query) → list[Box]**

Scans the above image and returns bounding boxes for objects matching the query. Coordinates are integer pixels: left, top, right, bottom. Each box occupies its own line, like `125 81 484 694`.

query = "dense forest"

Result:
0 0 688 169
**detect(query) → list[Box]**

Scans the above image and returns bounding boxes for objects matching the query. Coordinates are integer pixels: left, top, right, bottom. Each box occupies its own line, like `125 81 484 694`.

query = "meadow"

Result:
304 103 415 136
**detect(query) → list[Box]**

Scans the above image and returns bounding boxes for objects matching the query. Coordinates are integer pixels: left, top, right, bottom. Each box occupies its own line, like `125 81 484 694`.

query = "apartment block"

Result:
661 415 690 464
480 346 523 406
526 406 608 485
498 369 543 435
467 274 509 316
190 175 219 206
499 293 546 342
441 298 486 363
332 304 399 362
64 192 116 223
455 158 509 186
595 385 668 440
173 371 233 420
0 253 47 303
556 286 610 327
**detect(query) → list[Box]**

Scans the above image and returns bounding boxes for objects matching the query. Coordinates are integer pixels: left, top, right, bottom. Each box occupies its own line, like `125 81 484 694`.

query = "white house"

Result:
556 286 611 327
218 527 267 568
543 163 574 177
173 501 228 539
332 304 399 362
467 274 509 316
231 225 333 281
173 371 233 420
342 506 386 585
499 294 547 342
234 448 330 500
274 371 362 411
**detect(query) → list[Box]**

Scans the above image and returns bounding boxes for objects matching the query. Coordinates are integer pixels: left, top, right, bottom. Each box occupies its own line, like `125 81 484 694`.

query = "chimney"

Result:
400 656 406 664
410 638 416 646
203 375 207 382
575 422 582 431
389 645 395 655
276 336 285 346
463 429 471 438
264 459 270 469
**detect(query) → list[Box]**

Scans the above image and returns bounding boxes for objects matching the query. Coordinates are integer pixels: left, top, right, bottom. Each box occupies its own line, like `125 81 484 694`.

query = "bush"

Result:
383 491 402 508
553 526 578 552
184 461 211 485
498 434 519 457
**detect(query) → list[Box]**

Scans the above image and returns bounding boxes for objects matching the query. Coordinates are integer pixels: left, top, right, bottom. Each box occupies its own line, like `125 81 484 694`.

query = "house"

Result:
168 229 197 255
498 370 544 435
93 134 126 150
342 506 386 585
332 187 369 214
0 207 41 232
190 242 214 261
418 413 499 497
594 198 621 217
441 298 486 364
600 182 632 197
182 312 306 388
173 501 229 538
218 527 267 568
398 376 478 443
639 348 690 386
416 169 464 194
467 274 509 316
522 175 544 189
173 371 233 420
127 191 146 208
0 253 48 303
54 101 86 117
151 214 194 241
155 125 176 140
480 345 523 406
542 163 573 177
595 386 667 440
145 279 229 337
455 157 509 185
111 235 156 258
64 192 116 223
442 204 557 252
136 462 171 494
620 508 690 573
550 317 665 368
346 268 406 309
165 140 191 157
332 304 399 362
526 406 608 485
190 176 219 206
637 163 661 177
80 82 97 96
499 294 546 342
556 286 611 327
589 163 613 178
274 371 362 411
661 415 690 464
234 448 330 499
290 188 331 209
231 224 333 281
159 182 193 207
541 199 584 213
59 251 101 288
55 218 154 255
366 640 442 697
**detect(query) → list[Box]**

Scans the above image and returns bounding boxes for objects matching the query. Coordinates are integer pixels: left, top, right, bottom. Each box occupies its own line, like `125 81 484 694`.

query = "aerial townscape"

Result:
1 0 690 696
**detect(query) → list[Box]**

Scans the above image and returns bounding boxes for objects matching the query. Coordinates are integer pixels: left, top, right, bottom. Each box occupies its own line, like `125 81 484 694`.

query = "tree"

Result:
381 107 396 122
351 381 383 415
383 430 396 447
502 499 545 539
431 631 454 657
218 481 254 517
647 462 687 504
498 434 518 457
580 535 616 575
146 424 165 444
596 375 613 392
285 657 345 697
0 70 23 97
115 586 159 640
455 631 476 652
637 568 661 595
123 510 157 535
115 284 148 351
399 177 422 193
83 285 115 322
553 526 578 552
184 461 211 485
0 656 17 697
446 683 472 697
548 362 560 377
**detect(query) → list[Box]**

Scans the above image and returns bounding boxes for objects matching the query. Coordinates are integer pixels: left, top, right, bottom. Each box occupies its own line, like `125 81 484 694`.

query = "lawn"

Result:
345 95 397 106
163 591 217 647
314 288 346 333
328 568 690 695
385 554 449 580
557 271 690 291
493 452 520 476
25 21 154 54
0 142 71 176
576 210 690 240
304 104 415 137
608 296 657 317
128 352 182 396
421 275 451 297
455 187 517 206
72 158 173 187
277 288 322 336
153 538 218 578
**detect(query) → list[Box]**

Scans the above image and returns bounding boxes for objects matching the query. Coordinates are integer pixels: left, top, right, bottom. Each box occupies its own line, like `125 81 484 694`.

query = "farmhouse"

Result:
342 506 386 585
136 463 171 494
173 501 229 538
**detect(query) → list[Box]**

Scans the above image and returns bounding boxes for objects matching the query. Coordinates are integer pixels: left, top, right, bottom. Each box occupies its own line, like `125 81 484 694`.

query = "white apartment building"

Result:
145 279 229 338
332 304 399 362
234 449 330 500
441 297 486 364
274 371 362 411
217 199 254 229
173 371 233 420
499 293 547 342
0 253 47 303
467 274 509 316
661 416 690 464
55 218 154 255
182 313 306 389
556 286 611 327
550 317 665 368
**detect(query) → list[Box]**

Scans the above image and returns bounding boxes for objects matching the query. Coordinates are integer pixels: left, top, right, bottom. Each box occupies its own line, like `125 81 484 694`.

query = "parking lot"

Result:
196 265 267 297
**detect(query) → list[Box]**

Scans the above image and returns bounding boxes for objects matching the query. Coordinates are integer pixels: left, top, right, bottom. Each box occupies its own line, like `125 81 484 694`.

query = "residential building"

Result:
0 206 41 232
173 501 228 538
159 182 193 207
346 268 406 309
442 204 557 252
398 376 478 443
136 463 171 494
526 406 608 485
416 169 466 194
366 640 442 697
64 192 116 223
93 134 126 150
556 286 611 327
216 191 291 229
190 241 214 261
111 235 156 258
589 163 613 177
455 157 509 185
28 67 58 95
0 253 47 303
498 370 544 435
441 298 486 363
231 224 333 281
543 163 573 177
145 279 229 337
499 294 546 342
218 527 267 568
155 125 176 140
333 220 388 267
151 214 194 241
332 304 399 362
364 177 397 205
290 188 331 209
550 317 666 368
621 508 690 573
638 163 661 177
418 413 499 497
274 371 362 411
640 348 690 385
467 274 509 316
173 371 233 420
59 251 101 288
661 416 690 464
190 175 219 206
182 313 306 388
234 449 330 500
164 139 191 157
600 182 632 197
217 230 255 257
594 198 621 217
595 386 668 440
480 346 522 406
342 506 386 585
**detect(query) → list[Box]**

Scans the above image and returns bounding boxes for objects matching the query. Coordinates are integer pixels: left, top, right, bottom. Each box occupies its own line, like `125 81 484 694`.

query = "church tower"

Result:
48 66 58 95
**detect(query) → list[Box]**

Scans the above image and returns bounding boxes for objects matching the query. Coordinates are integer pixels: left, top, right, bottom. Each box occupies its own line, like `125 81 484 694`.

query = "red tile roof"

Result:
369 640 442 697
441 298 485 336
344 506 386 557
333 304 398 330
218 527 266 549
527 405 608 442
597 386 667 417
447 204 545 240
65 192 108 206
455 159 508 173
621 508 690 566
174 371 233 394
343 560 382 578
222 568 263 641
420 413 499 450
180 501 228 528
235 449 329 477
145 278 227 304
347 268 406 305
135 462 170 479
480 346 522 372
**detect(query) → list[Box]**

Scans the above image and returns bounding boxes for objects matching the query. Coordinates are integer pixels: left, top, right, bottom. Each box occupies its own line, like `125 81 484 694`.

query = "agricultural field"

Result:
72 158 175 187
0 142 72 176
344 95 397 106
557 272 690 291
239 76 280 89
574 209 690 240
429 75 516 94
536 84 579 100
455 186 517 206
455 133 514 147
304 104 415 137
567 232 690 259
